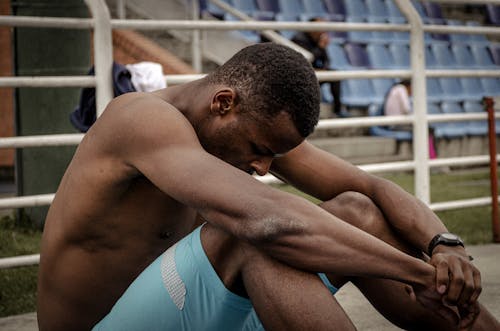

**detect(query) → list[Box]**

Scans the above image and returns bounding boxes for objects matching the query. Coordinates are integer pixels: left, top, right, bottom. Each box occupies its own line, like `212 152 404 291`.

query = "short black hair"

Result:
206 43 320 137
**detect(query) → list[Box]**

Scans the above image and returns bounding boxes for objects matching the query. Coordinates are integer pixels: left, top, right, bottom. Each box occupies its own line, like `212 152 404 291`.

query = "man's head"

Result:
400 79 412 95
206 43 320 138
200 43 321 175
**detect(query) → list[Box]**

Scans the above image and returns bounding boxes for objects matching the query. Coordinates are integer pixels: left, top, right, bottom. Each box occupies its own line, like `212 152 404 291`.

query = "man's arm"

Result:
103 98 436 289
271 141 481 307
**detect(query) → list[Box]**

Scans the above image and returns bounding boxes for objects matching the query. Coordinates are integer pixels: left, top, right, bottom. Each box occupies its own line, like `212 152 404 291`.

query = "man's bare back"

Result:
37 92 200 330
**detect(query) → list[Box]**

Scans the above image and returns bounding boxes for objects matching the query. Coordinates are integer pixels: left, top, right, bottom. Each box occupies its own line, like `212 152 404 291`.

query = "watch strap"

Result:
428 233 464 256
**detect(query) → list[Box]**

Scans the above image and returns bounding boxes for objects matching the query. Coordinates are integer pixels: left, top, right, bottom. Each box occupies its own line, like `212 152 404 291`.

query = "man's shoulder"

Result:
101 92 188 130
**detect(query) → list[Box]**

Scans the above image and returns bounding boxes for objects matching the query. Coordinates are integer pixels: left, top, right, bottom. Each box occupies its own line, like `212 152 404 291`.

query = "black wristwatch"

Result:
428 232 464 256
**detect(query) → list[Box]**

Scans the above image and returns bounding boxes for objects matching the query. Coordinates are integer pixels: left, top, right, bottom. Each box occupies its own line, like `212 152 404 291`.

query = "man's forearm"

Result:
249 194 436 288
368 176 449 254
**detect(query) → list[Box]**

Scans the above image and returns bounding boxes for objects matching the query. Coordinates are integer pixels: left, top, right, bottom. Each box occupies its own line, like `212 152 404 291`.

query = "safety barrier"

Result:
1 0 500 269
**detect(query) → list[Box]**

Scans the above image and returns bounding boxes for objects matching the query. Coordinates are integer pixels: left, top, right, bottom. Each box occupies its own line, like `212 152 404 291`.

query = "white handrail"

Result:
84 0 114 117
395 0 431 203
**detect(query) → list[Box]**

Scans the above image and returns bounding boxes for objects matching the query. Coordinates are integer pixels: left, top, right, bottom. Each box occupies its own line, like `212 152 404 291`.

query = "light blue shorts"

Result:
93 226 338 331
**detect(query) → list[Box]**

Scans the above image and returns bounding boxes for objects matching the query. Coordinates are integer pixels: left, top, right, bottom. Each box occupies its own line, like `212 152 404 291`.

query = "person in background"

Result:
291 17 345 117
384 79 437 159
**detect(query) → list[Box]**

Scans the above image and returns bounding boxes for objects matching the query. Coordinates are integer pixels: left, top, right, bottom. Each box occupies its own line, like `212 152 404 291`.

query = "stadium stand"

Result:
199 0 500 141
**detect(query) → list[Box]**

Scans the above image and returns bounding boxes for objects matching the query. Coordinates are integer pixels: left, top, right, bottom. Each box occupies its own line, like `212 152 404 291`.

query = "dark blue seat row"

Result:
321 42 500 107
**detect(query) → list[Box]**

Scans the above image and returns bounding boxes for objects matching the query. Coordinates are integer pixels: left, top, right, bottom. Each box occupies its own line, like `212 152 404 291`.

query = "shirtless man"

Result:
37 43 498 330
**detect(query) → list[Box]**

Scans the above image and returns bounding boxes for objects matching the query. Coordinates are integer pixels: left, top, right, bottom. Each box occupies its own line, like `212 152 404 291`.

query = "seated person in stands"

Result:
384 79 412 119
384 79 437 159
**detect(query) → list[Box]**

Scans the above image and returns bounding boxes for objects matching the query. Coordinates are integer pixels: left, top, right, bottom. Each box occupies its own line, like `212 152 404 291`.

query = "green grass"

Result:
0 214 41 317
0 167 498 317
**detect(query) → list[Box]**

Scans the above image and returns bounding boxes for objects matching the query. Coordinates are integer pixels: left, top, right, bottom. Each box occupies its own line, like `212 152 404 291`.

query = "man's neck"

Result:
155 79 210 130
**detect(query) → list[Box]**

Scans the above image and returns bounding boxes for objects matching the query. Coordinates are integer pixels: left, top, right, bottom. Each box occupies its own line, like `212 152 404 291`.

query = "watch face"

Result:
442 233 459 240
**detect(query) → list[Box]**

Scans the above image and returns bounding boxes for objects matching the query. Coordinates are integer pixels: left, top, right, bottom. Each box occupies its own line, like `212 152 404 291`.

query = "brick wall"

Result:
0 0 14 168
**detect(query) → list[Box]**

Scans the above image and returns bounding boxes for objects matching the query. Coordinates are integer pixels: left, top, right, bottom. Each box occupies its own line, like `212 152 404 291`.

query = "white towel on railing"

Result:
126 61 167 92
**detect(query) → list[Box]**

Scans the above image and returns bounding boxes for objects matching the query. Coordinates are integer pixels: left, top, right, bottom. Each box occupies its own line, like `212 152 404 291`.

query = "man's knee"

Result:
319 191 387 237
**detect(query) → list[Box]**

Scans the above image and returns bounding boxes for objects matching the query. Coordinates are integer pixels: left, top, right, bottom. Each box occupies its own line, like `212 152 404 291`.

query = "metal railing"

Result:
1 0 500 269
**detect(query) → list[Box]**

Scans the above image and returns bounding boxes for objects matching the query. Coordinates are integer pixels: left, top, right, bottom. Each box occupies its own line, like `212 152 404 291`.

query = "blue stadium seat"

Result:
439 78 465 102
470 44 497 69
388 17 409 43
277 0 303 16
446 19 472 44
344 42 371 68
430 43 458 68
302 0 328 15
426 78 443 103
255 0 279 13
466 21 491 44
323 0 346 18
231 0 258 14
366 0 390 19
428 102 465 139
410 0 427 18
344 0 369 18
223 13 260 42
490 43 500 65
372 78 396 104
388 43 410 68
422 1 443 19
462 100 488 136
480 78 500 97
427 102 447 138
486 5 500 26
427 18 449 43
439 101 468 138
345 16 373 43
368 104 413 141
366 43 395 68
451 44 477 68
201 0 232 18
326 44 353 70
460 78 486 101
274 13 298 39
367 17 395 43
341 79 377 106
386 0 405 20
424 45 439 68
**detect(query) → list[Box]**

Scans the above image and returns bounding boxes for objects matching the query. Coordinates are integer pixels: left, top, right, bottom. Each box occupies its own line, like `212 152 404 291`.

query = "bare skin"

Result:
38 79 489 330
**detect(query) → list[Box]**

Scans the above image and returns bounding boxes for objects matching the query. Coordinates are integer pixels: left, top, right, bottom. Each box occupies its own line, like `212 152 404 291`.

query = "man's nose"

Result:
250 157 273 176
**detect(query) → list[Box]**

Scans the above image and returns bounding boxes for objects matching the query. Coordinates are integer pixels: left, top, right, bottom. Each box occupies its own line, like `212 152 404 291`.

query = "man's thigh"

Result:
201 224 357 331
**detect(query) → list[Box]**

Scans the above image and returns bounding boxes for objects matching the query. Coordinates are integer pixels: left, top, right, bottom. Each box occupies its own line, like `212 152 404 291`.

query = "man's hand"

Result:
406 283 459 327
430 245 482 306
430 245 482 329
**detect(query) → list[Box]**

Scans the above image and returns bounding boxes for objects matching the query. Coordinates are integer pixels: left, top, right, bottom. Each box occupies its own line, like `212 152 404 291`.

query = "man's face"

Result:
199 110 304 176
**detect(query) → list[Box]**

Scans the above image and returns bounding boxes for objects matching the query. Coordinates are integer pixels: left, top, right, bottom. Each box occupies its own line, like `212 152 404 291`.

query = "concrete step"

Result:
309 136 411 164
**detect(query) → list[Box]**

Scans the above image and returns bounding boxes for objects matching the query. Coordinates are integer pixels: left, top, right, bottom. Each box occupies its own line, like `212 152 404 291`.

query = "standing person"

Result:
37 43 497 331
291 17 345 117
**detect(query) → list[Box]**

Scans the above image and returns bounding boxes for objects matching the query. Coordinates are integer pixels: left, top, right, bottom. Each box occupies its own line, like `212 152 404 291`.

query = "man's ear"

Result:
210 88 237 115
